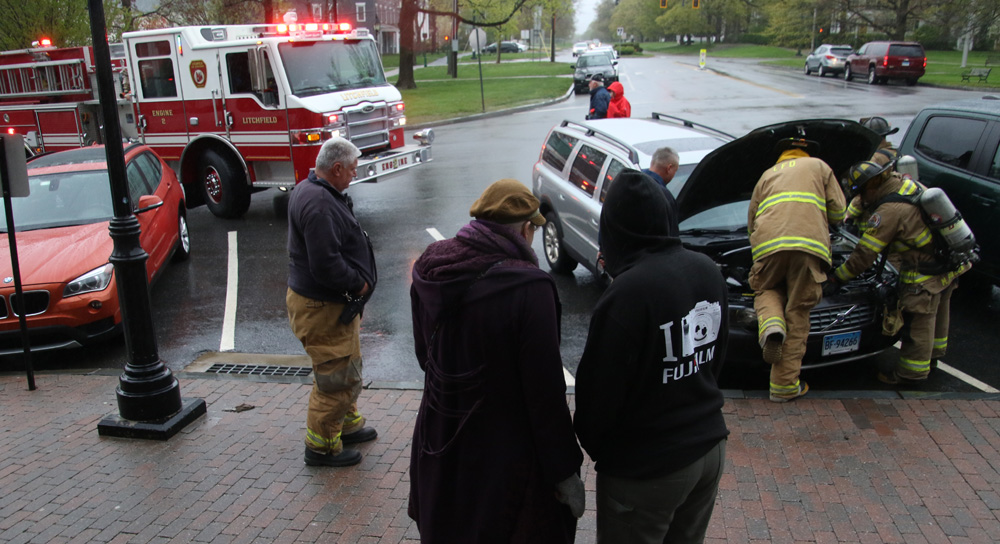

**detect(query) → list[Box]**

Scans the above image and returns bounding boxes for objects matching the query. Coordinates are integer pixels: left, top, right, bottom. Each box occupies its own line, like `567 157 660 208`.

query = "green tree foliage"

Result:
763 0 814 48
656 3 713 41
584 0 616 42
610 0 665 42
1 0 95 49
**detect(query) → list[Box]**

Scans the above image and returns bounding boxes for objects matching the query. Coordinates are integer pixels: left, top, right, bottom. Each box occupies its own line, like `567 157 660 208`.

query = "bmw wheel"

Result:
172 210 191 262
543 211 577 274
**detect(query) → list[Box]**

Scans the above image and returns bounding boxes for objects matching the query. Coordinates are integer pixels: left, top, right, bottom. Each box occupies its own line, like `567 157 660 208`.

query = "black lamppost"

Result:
88 0 205 440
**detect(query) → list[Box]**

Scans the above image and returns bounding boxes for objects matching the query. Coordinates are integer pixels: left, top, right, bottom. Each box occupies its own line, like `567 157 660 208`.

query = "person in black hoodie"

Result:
575 169 729 544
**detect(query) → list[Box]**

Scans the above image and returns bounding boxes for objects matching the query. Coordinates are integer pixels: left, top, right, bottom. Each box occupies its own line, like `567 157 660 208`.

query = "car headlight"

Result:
64 263 114 297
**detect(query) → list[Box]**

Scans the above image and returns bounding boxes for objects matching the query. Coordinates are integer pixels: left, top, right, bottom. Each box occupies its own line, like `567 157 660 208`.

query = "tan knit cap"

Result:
469 179 546 226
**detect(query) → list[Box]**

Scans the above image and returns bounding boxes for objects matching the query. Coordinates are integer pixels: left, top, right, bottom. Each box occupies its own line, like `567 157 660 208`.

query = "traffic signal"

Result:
444 35 450 42
660 0 667 8
692 0 700 8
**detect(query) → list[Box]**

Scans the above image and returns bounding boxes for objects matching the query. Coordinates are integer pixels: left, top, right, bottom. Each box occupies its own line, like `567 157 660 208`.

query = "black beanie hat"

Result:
599 169 673 275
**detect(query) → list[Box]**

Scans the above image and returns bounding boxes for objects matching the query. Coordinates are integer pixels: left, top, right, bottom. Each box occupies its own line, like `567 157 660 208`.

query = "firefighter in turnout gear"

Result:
748 138 847 402
828 155 971 384
847 116 899 222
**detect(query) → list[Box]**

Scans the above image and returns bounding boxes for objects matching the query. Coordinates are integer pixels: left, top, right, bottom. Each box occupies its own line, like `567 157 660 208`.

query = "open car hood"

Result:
676 119 881 222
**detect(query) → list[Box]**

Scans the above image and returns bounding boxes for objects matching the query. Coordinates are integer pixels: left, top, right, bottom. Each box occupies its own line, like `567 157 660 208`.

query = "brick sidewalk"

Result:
1 373 998 543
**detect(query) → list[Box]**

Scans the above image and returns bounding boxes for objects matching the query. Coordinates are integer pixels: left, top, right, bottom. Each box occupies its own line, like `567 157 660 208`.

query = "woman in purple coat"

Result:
408 179 584 543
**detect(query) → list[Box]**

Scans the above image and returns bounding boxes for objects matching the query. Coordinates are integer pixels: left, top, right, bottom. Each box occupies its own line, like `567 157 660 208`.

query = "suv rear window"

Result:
542 131 577 172
830 47 853 56
888 44 924 57
915 115 987 171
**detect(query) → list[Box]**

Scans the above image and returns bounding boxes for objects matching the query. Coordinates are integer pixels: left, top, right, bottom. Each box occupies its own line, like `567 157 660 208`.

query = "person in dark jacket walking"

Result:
409 179 585 543
587 74 610 120
287 137 379 468
575 169 730 543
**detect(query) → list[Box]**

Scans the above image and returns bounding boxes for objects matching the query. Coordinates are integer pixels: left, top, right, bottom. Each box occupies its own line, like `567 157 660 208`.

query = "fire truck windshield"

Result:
278 39 387 97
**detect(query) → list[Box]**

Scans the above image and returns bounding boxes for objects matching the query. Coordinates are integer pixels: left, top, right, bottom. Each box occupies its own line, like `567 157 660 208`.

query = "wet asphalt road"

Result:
6 52 999 395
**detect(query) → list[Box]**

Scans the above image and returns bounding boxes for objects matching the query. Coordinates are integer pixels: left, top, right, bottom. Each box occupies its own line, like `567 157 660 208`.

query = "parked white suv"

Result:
531 113 733 276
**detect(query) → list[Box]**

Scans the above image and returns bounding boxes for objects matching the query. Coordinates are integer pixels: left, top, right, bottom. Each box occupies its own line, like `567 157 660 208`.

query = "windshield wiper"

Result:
680 228 742 235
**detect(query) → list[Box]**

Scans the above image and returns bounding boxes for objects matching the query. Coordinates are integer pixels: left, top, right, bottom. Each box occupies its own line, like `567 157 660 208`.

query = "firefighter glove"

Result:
555 474 585 519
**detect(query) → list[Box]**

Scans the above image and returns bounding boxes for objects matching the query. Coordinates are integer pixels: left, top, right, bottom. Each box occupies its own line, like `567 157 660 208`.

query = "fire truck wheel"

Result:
199 150 251 218
172 211 191 262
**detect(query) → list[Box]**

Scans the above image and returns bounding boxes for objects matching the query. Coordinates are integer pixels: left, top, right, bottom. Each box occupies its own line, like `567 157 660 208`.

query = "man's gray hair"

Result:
650 147 679 170
316 137 361 172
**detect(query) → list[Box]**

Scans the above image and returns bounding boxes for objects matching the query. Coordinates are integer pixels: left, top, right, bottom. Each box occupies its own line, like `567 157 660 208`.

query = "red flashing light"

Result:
328 114 339 123
6 128 14 135
337 22 352 32
305 23 318 31
277 24 288 33
40 38 52 47
395 103 404 111
322 23 330 31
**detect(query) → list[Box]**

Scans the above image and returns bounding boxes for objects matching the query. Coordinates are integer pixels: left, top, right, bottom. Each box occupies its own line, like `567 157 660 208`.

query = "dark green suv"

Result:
898 98 1000 286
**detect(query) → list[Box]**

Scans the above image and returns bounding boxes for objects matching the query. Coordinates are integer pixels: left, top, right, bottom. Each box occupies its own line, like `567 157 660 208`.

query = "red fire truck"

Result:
0 23 433 218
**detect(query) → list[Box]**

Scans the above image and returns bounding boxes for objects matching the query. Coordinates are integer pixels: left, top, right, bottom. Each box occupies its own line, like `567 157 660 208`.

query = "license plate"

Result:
902 60 910 66
822 331 861 356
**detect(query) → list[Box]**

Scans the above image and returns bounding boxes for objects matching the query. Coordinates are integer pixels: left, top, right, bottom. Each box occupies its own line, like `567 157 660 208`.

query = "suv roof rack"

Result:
559 119 640 165
651 112 736 140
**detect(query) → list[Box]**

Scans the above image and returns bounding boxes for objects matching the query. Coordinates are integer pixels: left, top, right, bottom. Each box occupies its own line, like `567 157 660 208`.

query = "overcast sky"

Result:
575 0 599 37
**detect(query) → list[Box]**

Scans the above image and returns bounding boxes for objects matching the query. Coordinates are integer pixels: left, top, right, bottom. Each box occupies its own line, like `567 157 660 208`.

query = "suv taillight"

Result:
923 57 927 68
883 55 888 67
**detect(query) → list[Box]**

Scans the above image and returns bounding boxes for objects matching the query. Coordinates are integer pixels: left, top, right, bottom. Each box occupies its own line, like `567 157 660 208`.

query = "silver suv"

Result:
531 113 733 277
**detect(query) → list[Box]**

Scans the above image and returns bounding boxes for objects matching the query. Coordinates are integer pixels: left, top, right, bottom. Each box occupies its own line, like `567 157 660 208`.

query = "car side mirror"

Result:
135 194 164 213
613 60 618 66
570 64 576 69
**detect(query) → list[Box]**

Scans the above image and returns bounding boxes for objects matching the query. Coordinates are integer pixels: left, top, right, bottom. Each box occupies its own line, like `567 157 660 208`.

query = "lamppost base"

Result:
98 398 207 440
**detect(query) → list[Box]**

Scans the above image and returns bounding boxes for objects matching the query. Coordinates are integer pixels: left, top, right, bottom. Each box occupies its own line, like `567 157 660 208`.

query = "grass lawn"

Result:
398 76 570 124
398 62 572 81
641 42 800 58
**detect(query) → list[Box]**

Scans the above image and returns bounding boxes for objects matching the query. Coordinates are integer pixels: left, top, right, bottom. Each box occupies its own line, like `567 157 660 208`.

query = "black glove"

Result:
822 280 841 297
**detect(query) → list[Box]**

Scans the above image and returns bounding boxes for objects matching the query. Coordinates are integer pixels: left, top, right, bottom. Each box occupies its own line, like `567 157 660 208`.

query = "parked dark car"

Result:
897 97 1000 287
804 44 853 77
675 119 898 367
845 41 926 85
482 41 520 54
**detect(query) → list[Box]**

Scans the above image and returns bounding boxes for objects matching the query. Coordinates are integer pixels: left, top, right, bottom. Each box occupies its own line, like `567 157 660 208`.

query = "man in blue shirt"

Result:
642 147 680 236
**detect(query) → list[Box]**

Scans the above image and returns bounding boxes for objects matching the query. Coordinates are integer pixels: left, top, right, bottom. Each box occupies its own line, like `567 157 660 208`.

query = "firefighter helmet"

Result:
773 137 820 157
847 160 893 196
860 116 899 137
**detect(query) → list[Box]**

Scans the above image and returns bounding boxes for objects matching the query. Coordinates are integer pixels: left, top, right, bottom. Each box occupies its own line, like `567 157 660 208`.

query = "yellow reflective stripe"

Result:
756 191 826 217
758 316 786 336
828 206 846 224
769 380 801 394
752 236 831 261
899 357 930 373
306 428 342 450
343 410 363 426
847 201 863 217
933 337 948 350
833 265 855 283
899 179 919 195
912 228 933 248
859 233 886 252
901 270 934 284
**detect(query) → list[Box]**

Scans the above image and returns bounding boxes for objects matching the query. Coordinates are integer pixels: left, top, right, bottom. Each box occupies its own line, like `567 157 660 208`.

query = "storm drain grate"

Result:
205 363 313 377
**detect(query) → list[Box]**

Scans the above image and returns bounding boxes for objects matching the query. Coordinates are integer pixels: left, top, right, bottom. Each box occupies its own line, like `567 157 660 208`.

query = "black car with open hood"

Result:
672 119 898 368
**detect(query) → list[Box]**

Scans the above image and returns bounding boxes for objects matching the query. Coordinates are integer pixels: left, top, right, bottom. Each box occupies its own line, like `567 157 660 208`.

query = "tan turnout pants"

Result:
287 289 366 455
897 281 956 379
748 252 826 397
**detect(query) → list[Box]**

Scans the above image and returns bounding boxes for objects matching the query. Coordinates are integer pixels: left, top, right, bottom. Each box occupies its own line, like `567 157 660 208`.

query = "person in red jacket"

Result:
606 81 631 118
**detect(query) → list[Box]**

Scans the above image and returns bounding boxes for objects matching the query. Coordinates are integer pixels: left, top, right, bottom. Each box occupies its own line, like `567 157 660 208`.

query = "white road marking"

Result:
564 367 576 387
220 231 238 352
424 226 578 385
891 341 998 393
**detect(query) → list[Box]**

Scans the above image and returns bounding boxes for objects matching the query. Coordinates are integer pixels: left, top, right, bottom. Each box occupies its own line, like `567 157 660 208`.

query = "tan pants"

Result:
287 289 366 455
749 252 826 397
897 282 956 379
